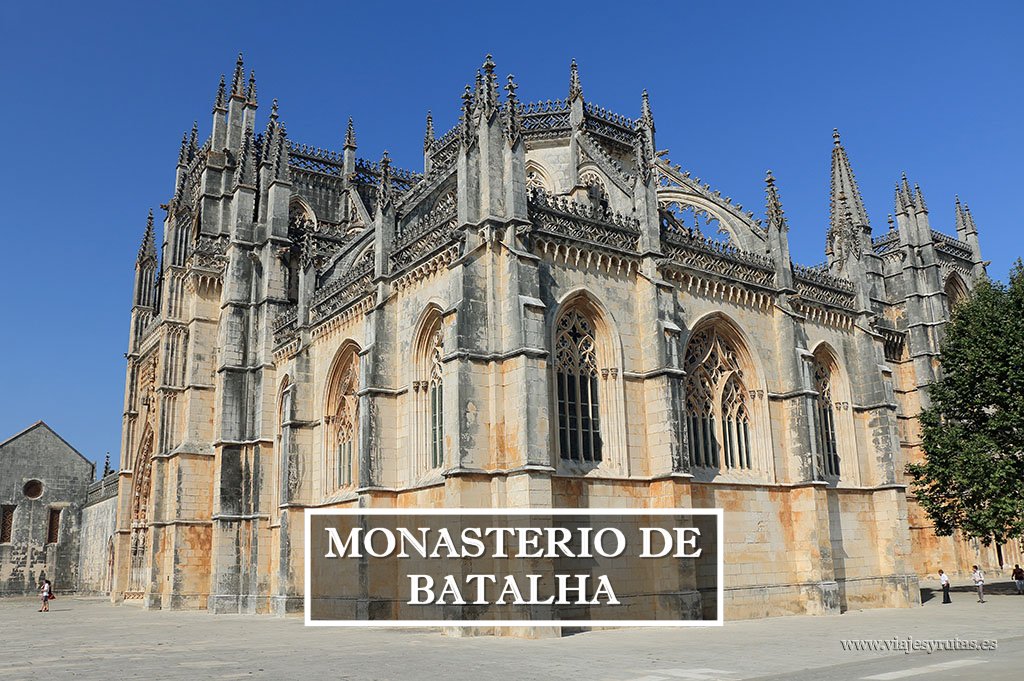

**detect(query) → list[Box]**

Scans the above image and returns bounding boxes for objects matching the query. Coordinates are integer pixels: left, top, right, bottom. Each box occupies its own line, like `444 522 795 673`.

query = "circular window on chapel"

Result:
23 480 43 499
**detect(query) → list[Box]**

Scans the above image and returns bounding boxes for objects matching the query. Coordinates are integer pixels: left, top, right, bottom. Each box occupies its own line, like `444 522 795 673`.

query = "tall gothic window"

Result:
813 358 840 478
555 308 602 462
415 312 445 474
427 328 444 470
278 381 294 503
326 348 359 489
684 326 754 470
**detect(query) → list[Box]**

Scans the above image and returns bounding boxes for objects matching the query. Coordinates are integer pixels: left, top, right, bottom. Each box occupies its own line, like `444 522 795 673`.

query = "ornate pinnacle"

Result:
505 73 519 101
235 125 257 187
640 90 654 130
764 170 788 232
344 117 356 149
888 213 895 231
569 59 583 101
830 127 870 232
269 99 279 123
894 173 914 212
914 183 928 213
213 75 227 112
423 111 434 152
274 123 290 181
231 53 245 96
503 74 521 143
138 209 157 262
460 84 474 144
246 70 257 105
188 121 199 155
483 54 498 111
633 129 651 184
377 150 394 209
178 131 189 166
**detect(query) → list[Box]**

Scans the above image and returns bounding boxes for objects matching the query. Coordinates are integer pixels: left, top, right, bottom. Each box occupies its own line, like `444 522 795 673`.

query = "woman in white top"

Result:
971 565 985 603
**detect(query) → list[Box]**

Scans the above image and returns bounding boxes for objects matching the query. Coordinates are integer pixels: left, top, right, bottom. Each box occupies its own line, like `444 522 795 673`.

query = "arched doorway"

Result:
125 429 153 598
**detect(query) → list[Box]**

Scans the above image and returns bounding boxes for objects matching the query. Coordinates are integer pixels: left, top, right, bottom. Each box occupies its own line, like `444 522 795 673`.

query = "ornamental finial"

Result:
213 75 226 112
423 111 434 152
345 116 356 149
246 70 257 105
569 58 583 101
231 53 245 96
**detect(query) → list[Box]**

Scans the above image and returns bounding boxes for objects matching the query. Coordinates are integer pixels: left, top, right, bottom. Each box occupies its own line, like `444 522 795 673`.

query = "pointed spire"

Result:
901 172 913 205
640 90 654 130
423 111 435 152
568 59 583 101
138 209 157 262
377 150 394 210
894 172 915 213
235 125 257 187
231 53 245 97
914 183 928 213
955 195 967 233
503 74 521 143
263 101 285 178
274 123 290 182
482 54 498 114
830 128 870 233
344 116 356 149
213 75 227 112
177 130 189 166
246 70 257 105
103 453 111 477
187 121 199 156
633 126 652 184
964 203 977 232
765 170 788 232
460 83 474 144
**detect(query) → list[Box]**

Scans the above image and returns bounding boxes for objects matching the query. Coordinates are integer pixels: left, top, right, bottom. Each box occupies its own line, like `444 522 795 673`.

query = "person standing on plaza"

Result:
1012 564 1024 595
938 569 952 604
38 579 52 612
971 565 985 603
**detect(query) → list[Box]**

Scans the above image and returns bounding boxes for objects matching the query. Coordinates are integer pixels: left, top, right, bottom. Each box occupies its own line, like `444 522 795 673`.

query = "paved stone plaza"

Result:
2 581 1022 680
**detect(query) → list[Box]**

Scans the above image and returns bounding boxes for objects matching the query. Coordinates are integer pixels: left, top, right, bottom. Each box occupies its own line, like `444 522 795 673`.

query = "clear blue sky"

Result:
1 1 1020 470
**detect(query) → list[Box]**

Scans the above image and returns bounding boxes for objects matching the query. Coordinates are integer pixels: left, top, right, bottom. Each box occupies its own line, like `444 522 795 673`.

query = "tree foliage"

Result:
907 262 1024 544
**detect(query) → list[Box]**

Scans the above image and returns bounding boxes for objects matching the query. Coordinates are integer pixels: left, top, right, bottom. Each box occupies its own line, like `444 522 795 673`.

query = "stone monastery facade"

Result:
112 54 1016 619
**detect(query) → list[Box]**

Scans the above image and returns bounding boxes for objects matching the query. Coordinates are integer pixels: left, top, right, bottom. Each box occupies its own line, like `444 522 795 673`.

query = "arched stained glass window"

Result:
813 359 840 478
684 326 754 470
328 351 359 488
555 308 602 462
427 328 444 470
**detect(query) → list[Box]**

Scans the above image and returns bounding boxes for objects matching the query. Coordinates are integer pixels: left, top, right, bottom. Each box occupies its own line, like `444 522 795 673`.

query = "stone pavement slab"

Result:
1 581 1022 680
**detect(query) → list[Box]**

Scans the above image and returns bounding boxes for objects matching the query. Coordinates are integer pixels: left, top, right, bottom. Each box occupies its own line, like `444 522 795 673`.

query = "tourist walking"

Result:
939 569 952 604
38 579 52 612
971 565 985 603
1012 564 1024 595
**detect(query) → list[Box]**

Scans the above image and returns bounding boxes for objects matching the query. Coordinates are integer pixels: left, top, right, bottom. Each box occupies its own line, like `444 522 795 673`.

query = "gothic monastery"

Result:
111 54 1018 619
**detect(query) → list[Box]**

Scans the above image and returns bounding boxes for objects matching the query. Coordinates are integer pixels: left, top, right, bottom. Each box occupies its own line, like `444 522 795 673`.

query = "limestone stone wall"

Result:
78 478 118 594
0 423 93 596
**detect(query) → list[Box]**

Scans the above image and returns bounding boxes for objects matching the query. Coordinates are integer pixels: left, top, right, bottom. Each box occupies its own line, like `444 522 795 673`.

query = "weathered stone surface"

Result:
95 54 1012 626
0 422 93 596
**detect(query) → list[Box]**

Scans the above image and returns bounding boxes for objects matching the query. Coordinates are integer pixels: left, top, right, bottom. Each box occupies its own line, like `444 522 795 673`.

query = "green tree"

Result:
907 262 1024 545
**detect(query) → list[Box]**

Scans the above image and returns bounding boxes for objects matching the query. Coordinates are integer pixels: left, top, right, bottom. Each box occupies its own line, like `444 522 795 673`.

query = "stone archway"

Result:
125 428 154 598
